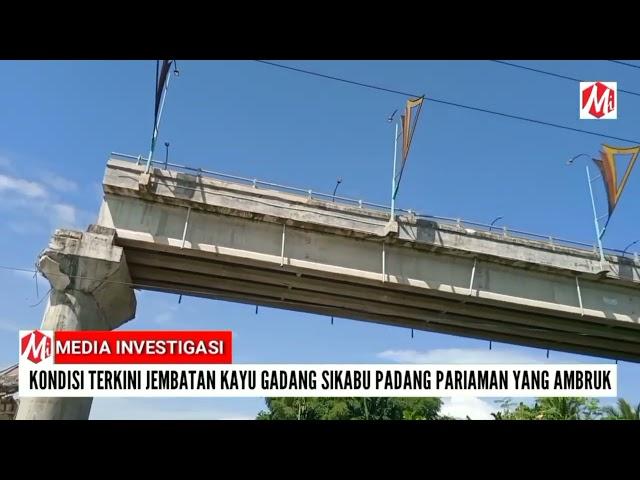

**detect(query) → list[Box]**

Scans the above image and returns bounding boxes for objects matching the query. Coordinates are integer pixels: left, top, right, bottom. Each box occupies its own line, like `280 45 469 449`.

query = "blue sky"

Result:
0 60 638 419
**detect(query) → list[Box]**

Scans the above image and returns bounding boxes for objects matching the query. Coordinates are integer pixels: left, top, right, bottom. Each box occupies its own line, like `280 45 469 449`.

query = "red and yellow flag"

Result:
592 144 640 215
400 96 424 163
394 96 425 198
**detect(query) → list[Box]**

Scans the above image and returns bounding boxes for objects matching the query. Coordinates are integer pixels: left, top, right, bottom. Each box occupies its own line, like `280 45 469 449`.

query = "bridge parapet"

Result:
98 156 640 362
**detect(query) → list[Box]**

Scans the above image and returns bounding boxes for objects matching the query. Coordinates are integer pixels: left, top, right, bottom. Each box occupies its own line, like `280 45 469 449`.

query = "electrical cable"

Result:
254 60 640 145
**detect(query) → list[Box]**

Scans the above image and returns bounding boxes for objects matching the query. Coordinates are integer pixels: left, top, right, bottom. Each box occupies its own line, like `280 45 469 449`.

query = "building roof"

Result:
0 364 18 391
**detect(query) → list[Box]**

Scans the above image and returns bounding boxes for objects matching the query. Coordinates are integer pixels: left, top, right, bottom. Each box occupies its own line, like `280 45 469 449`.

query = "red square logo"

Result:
580 82 617 119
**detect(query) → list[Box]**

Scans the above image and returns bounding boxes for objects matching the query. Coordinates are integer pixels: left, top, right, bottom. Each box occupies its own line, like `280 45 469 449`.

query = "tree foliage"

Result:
257 397 443 420
257 396 640 420
602 399 640 420
492 397 604 420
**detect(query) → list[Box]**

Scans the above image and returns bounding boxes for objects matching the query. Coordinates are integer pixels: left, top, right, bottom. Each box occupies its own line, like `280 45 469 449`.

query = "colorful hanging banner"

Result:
592 144 640 215
394 96 425 198
154 60 173 129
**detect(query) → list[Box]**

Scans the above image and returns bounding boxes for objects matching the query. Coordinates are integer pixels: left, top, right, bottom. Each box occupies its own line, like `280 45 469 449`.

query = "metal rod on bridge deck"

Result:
468 258 477 296
585 165 606 264
575 276 584 316
175 207 192 306
164 142 170 169
181 207 192 249
382 243 386 282
390 122 398 220
280 224 286 267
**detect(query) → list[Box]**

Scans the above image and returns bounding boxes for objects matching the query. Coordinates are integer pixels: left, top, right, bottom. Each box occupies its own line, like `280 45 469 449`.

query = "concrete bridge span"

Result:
15 155 640 419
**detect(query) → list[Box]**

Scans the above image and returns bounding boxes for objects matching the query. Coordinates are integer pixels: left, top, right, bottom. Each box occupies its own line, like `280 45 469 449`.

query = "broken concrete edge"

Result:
38 254 71 290
36 226 137 328
50 226 116 245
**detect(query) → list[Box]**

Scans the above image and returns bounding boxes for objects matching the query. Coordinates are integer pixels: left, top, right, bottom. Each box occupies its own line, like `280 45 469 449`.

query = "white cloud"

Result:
0 189 89 235
40 173 77 193
5 201 81 231
441 397 496 420
77 208 98 230
0 165 94 231
377 348 543 364
48 204 95 231
0 172 89 231
0 174 47 198
89 398 255 420
52 203 77 226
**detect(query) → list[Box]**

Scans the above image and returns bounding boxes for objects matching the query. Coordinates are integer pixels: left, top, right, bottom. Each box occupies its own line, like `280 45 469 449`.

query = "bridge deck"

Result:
97 157 640 362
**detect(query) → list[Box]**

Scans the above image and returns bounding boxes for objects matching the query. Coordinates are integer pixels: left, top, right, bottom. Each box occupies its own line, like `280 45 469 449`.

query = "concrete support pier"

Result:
15 226 136 420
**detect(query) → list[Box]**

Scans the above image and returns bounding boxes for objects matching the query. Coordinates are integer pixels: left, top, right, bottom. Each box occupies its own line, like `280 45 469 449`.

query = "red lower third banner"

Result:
50 330 232 364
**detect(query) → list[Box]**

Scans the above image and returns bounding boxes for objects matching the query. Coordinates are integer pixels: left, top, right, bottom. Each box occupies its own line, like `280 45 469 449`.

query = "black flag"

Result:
148 60 174 164
154 60 173 130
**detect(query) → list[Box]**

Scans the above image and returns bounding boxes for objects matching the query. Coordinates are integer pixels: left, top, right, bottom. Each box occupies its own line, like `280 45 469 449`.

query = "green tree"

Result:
492 397 602 420
345 398 400 420
602 399 640 420
537 397 601 420
257 397 443 420
397 398 443 420
492 398 541 420
256 397 338 420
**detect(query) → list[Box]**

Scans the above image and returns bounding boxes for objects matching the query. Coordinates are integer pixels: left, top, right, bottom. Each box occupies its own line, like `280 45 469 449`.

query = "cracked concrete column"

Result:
16 225 136 420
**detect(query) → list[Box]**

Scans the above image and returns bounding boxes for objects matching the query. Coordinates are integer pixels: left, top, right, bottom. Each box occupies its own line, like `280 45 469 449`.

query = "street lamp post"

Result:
622 240 639 258
386 108 403 220
489 216 504 231
391 122 399 219
567 154 606 264
332 178 342 202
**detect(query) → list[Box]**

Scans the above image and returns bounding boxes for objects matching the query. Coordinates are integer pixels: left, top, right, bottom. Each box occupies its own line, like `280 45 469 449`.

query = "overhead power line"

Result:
0 264 273 305
491 60 640 97
254 60 640 145
608 60 640 70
